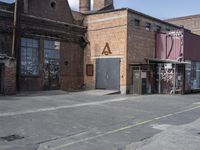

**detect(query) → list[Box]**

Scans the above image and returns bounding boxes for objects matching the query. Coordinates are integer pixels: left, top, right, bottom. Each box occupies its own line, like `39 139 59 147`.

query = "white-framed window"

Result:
20 38 39 75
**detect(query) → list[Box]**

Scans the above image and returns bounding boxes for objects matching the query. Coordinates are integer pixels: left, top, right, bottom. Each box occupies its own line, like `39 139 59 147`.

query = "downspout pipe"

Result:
12 0 22 91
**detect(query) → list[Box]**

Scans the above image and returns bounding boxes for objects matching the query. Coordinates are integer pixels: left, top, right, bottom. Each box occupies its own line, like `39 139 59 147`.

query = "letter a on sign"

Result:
102 42 112 55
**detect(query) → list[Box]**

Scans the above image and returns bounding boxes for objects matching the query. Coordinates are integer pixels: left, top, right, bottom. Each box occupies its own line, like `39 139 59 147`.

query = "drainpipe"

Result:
11 0 16 57
11 0 22 91
12 0 21 58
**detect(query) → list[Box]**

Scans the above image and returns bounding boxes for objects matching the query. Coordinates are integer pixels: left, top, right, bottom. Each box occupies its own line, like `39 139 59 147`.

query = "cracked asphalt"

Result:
0 91 200 150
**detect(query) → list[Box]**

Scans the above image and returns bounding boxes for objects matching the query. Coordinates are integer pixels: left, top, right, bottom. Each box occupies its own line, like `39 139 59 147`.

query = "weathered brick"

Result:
166 15 200 35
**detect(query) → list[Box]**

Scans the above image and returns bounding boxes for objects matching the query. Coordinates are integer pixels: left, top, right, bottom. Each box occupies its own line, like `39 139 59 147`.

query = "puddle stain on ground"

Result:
0 134 24 142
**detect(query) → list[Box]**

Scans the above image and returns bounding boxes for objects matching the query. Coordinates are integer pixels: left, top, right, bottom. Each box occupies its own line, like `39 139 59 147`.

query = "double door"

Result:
96 58 120 90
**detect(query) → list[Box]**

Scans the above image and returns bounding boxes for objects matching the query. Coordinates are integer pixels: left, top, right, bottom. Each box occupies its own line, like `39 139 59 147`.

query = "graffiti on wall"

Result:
160 66 175 94
160 68 174 82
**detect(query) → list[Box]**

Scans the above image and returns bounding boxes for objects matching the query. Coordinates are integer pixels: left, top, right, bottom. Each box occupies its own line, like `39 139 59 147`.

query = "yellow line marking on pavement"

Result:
48 105 200 150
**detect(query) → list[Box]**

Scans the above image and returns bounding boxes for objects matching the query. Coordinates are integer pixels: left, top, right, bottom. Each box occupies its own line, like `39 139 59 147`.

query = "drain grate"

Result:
0 134 24 142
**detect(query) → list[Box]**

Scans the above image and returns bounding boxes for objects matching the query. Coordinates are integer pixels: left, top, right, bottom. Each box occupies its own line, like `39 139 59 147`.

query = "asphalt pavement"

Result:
0 91 200 150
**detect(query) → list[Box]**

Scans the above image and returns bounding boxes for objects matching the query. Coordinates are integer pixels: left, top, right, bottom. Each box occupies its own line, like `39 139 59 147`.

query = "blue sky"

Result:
2 0 200 19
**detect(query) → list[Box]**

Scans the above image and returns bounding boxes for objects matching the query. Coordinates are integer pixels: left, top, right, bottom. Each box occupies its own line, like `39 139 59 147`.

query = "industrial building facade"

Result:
0 0 86 94
0 0 200 95
83 8 179 94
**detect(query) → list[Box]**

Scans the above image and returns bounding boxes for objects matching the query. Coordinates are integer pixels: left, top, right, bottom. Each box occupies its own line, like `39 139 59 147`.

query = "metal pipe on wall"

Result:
12 0 22 91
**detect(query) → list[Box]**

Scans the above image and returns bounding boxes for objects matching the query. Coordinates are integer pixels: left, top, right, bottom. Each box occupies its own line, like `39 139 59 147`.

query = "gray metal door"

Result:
96 58 120 90
132 70 141 94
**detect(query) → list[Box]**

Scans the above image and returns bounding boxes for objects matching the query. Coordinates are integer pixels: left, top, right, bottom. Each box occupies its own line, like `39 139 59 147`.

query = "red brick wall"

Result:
3 60 16 95
166 16 200 35
27 0 74 23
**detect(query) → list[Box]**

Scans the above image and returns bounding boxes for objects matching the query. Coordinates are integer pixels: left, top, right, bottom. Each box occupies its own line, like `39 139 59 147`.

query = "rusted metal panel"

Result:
156 30 184 61
156 33 166 59
184 31 200 61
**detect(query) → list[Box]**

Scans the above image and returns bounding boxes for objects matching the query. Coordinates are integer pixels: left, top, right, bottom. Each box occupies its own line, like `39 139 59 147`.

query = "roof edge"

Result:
84 7 181 29
127 8 181 29
166 14 200 21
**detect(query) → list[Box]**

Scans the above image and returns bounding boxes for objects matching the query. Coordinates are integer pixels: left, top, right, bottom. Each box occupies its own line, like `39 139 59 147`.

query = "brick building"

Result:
81 0 200 94
166 14 200 35
0 0 86 94
1 0 200 95
82 1 180 94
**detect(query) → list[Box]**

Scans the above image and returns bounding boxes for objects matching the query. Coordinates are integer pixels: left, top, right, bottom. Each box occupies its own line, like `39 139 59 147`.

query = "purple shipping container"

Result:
156 30 184 60
156 29 200 61
184 31 200 61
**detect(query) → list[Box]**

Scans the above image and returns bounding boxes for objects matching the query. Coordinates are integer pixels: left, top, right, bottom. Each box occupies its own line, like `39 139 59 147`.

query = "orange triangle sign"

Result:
102 42 112 56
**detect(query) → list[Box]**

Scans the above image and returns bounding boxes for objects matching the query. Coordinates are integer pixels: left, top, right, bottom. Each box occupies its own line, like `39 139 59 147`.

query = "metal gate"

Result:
44 59 60 90
159 64 175 94
43 40 60 90
96 58 120 90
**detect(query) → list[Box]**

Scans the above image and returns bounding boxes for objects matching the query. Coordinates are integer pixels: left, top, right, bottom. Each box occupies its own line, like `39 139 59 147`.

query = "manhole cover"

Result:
0 134 24 142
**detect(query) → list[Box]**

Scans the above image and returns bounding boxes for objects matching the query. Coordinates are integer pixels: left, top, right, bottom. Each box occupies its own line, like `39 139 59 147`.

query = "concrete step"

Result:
75 90 120 96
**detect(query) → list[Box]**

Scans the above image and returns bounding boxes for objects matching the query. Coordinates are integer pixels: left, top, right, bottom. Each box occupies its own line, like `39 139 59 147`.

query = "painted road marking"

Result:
0 98 129 117
193 102 200 105
46 105 200 150
151 124 173 131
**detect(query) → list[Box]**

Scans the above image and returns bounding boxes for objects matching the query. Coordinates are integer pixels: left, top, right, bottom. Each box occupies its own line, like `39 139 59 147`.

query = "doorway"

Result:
96 58 120 90
43 40 60 90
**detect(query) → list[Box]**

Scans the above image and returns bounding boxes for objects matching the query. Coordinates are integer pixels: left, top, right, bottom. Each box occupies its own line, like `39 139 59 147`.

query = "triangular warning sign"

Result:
102 42 112 56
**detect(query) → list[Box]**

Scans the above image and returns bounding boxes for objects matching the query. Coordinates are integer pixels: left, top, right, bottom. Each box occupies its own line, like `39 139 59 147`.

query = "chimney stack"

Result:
23 0 28 13
79 0 91 13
